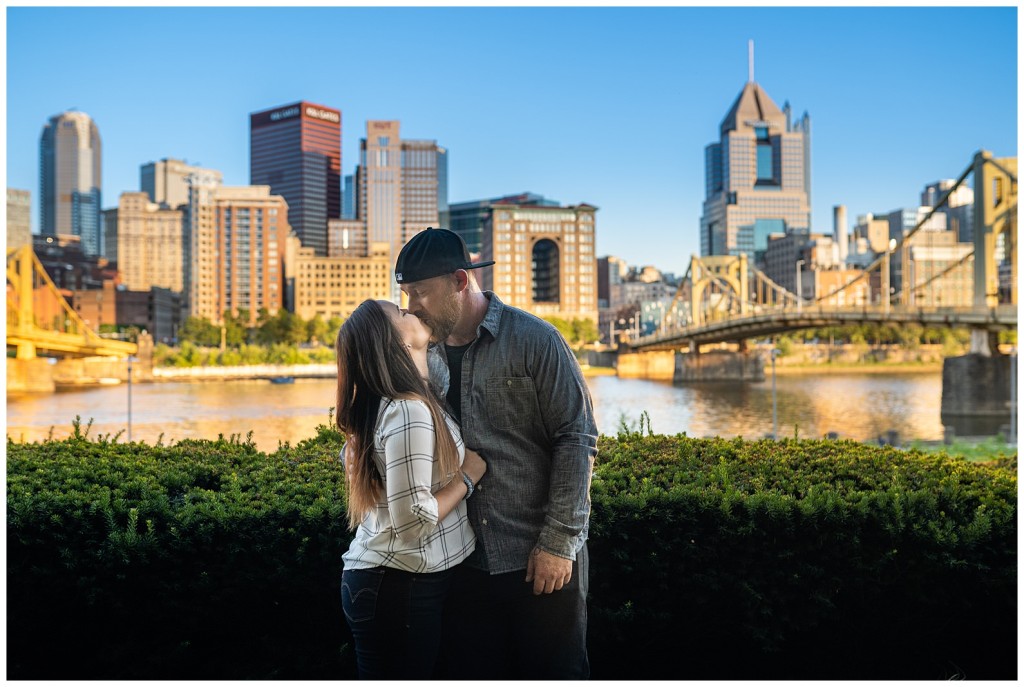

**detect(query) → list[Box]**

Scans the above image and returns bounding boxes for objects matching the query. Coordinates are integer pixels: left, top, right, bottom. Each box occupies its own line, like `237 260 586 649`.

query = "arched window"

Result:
532 239 560 303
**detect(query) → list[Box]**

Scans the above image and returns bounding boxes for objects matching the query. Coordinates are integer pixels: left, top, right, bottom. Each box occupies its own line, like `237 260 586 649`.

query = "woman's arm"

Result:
381 400 481 544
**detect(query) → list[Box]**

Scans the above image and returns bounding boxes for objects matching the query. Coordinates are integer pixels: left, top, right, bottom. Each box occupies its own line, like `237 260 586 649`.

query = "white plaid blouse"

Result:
342 397 476 573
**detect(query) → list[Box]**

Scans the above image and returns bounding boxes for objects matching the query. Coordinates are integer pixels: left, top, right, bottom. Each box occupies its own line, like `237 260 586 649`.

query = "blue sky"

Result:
5 5 1018 274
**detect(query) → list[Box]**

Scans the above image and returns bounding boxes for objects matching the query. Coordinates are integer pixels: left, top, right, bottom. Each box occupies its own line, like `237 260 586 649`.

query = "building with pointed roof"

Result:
700 52 811 263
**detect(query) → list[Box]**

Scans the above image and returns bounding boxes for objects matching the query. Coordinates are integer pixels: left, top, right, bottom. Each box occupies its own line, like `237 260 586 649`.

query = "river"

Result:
6 370 949 451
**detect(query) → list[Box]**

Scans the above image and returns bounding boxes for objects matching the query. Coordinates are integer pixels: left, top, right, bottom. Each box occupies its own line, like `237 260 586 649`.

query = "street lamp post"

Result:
1011 348 1018 445
770 347 781 439
796 260 805 313
883 238 897 315
127 355 137 442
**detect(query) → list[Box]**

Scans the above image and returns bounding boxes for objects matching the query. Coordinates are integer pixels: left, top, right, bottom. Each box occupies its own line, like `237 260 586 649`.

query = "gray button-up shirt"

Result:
427 292 598 574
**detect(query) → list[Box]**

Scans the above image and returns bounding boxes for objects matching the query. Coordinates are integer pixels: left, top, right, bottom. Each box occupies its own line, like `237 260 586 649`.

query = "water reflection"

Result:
588 373 944 442
7 372 947 452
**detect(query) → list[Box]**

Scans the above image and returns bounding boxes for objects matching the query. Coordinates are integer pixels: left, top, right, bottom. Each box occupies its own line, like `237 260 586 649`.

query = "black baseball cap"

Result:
395 227 496 284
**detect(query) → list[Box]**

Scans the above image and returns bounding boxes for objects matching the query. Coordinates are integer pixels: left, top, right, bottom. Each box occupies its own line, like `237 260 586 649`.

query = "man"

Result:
395 227 598 679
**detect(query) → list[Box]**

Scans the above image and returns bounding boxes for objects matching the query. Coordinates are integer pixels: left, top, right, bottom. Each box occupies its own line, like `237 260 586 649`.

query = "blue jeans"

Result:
437 543 590 679
341 566 455 679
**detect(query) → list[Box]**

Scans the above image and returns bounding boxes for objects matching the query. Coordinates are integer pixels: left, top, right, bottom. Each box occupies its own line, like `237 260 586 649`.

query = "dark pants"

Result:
341 566 454 679
438 543 590 680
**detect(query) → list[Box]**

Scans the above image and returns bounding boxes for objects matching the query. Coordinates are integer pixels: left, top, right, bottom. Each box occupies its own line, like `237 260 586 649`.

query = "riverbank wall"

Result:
153 364 336 381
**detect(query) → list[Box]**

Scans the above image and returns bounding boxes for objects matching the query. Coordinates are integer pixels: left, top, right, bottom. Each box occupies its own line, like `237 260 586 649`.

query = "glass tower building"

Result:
700 78 811 263
39 111 103 255
250 101 341 256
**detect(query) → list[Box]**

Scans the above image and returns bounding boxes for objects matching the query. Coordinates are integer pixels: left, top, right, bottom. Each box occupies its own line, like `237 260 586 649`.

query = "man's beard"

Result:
422 290 461 344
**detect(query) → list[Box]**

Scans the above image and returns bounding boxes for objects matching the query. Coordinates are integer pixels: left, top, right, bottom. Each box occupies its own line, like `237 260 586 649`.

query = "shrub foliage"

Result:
6 423 1016 680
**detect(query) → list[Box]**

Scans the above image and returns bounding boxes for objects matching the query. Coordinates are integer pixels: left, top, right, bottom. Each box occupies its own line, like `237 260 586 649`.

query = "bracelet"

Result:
460 471 475 500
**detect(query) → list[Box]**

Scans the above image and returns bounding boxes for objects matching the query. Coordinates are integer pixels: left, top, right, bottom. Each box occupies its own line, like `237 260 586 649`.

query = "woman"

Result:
335 298 486 679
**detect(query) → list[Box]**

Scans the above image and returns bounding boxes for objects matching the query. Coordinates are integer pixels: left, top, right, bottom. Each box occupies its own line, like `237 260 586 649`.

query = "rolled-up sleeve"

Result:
379 399 441 545
532 330 598 559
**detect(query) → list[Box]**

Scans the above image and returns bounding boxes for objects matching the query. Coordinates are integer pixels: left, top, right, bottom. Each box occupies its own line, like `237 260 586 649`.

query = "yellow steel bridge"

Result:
7 244 138 360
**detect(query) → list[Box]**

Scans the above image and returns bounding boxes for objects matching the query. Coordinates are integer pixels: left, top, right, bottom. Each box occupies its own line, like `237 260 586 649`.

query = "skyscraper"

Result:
250 101 341 256
39 110 103 255
700 49 811 262
353 120 447 296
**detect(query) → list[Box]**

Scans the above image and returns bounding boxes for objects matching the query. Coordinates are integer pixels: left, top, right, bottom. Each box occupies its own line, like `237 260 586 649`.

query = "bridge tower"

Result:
942 151 1017 437
689 253 749 327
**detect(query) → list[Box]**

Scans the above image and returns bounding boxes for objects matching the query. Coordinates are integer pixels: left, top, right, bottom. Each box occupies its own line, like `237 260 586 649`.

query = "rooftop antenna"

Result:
748 40 754 82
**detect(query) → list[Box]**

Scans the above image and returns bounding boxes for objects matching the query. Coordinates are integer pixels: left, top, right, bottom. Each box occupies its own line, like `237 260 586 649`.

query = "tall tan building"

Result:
141 158 223 209
355 120 446 298
105 192 185 292
187 184 290 325
287 228 392 322
479 201 599 323
40 111 102 255
6 188 31 249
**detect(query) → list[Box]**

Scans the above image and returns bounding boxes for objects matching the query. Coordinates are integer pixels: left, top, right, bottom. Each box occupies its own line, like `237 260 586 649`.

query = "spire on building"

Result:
748 39 754 83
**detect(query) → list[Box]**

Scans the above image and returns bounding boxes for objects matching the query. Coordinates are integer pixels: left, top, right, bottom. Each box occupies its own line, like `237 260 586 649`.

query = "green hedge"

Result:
6 422 1017 680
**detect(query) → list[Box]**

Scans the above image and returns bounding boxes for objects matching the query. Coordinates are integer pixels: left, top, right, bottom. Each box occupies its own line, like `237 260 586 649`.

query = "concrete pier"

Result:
616 350 765 383
677 350 765 383
616 351 676 381
6 358 56 394
941 352 1015 437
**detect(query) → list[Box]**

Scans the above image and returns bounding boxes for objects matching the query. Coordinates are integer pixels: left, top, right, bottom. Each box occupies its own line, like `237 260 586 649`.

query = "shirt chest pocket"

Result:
485 376 538 430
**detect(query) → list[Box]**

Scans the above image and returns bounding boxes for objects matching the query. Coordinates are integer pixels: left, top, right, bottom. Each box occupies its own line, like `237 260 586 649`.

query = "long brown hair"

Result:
335 299 459 529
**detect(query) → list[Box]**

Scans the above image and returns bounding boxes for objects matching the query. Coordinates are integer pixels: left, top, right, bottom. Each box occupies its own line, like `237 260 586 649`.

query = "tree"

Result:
306 314 331 346
178 317 220 347
222 309 251 347
543 317 574 345
570 318 601 348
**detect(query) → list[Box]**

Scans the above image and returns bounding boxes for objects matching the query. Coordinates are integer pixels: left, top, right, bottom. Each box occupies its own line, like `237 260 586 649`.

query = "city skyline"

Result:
5 5 1018 274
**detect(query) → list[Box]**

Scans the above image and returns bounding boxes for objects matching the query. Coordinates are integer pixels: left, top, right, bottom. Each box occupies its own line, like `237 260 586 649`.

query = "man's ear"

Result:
453 269 470 293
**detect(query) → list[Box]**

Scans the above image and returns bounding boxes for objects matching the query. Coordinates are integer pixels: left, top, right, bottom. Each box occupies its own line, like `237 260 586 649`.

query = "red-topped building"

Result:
250 101 341 256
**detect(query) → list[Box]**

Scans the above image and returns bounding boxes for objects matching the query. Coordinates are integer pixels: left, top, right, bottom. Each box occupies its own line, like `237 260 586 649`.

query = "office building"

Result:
187 184 290 325
116 287 184 344
328 218 371 258
105 192 185 293
353 120 447 284
70 281 118 331
286 232 392 321
763 230 812 294
342 174 356 219
905 232 974 307
887 206 947 242
250 101 341 256
922 179 974 243
32 234 120 293
39 110 103 255
597 255 629 309
475 199 599 323
854 213 891 254
7 188 32 249
141 158 223 209
700 56 811 261
448 192 560 256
